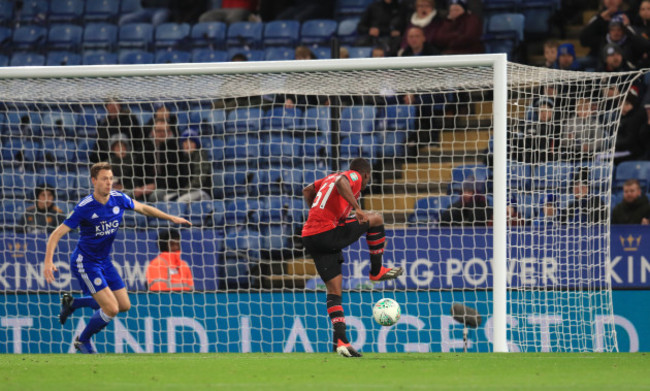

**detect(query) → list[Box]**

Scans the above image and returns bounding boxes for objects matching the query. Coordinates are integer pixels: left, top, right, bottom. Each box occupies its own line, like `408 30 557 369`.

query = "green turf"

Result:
1 353 648 391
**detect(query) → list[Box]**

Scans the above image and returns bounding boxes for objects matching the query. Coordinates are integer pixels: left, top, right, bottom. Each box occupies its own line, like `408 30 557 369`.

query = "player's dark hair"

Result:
90 162 112 178
624 178 641 188
349 158 371 175
158 228 181 252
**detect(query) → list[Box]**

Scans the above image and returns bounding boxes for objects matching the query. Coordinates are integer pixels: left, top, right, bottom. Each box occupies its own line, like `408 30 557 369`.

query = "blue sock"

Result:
79 309 113 342
71 296 100 310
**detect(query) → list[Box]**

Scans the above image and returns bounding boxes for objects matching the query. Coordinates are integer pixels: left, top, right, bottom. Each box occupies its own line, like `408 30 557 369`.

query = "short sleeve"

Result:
63 206 83 230
119 192 135 210
343 170 363 194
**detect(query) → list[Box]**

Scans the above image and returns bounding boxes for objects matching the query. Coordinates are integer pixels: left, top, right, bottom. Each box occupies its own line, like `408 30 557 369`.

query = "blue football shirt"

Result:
63 190 135 261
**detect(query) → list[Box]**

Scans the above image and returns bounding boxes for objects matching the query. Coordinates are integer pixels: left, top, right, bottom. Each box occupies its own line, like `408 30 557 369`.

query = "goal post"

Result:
0 55 639 354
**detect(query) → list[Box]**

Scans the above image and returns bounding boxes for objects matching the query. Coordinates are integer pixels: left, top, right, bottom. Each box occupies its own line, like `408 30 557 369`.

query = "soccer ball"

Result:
373 298 401 326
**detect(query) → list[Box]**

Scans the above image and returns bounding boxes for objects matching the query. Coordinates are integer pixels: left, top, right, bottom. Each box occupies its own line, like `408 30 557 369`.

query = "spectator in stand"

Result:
559 98 605 161
580 0 628 67
90 99 143 164
632 0 650 67
594 15 650 68
169 0 208 23
198 0 259 24
614 86 647 163
543 40 559 68
146 229 194 291
355 0 405 56
512 97 561 164
106 133 143 196
138 118 181 202
433 0 483 54
295 45 317 60
560 170 608 225
553 43 583 71
506 202 526 227
372 46 387 57
18 185 65 234
145 103 178 137
399 25 439 56
532 194 560 227
170 127 213 203
269 0 335 22
438 181 492 227
400 0 444 51
597 42 635 71
612 179 650 224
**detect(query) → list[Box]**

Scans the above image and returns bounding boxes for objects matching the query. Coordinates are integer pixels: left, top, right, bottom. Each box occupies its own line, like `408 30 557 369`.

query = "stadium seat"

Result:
221 227 259 288
155 50 191 63
615 161 650 191
210 199 226 226
335 0 374 19
154 22 190 50
304 106 331 133
118 23 154 50
226 21 263 49
515 192 546 220
347 46 372 58
45 51 81 66
300 19 338 46
263 20 300 47
190 21 227 49
10 52 45 67
0 1 14 26
520 0 554 37
408 195 459 225
15 0 49 24
224 134 262 162
150 202 187 227
0 26 11 51
378 130 406 158
483 13 524 60
340 133 375 162
225 107 263 133
311 46 332 59
118 50 154 64
263 46 294 61
191 48 229 63
82 51 118 65
532 162 575 191
337 18 360 45
0 199 28 228
185 200 215 227
449 164 491 194
507 162 532 190
83 23 118 52
264 106 304 131
40 111 77 137
224 199 262 226
0 54 7 66
47 24 83 52
378 104 416 131
49 0 84 24
12 25 47 52
483 0 522 18
84 0 120 22
340 106 376 134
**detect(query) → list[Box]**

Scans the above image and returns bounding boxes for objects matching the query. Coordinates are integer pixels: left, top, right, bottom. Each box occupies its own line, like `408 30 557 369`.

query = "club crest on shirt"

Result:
350 172 358 181
113 206 120 214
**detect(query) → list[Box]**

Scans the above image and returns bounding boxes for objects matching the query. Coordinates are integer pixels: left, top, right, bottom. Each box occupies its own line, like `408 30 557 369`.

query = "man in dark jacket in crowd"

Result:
612 179 650 224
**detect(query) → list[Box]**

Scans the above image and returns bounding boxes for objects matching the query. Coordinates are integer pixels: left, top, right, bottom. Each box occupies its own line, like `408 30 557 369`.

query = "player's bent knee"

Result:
119 302 131 312
368 212 384 227
103 305 119 318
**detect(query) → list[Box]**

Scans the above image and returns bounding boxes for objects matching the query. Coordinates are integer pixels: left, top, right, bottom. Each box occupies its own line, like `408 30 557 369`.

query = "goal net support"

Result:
0 56 639 353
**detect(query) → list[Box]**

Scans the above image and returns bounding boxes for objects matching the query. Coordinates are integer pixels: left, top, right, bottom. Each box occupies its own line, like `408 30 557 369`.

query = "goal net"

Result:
0 57 639 353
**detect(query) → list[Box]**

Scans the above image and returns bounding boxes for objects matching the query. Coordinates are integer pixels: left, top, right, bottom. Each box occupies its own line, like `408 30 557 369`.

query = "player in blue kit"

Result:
43 162 191 354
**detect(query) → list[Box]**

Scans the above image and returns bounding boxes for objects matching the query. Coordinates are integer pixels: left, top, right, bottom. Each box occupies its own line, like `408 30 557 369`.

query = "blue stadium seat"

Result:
378 104 416 131
226 47 264 61
82 51 117 65
225 107 263 133
507 162 532 190
0 199 28 228
0 54 7 66
210 199 226 226
15 0 49 23
515 192 546 220
449 164 491 194
150 202 187 227
155 50 191 63
266 135 301 164
335 0 374 19
311 46 332 59
191 48 229 63
224 199 262 226
118 23 154 50
264 46 294 61
84 0 120 22
300 19 338 46
40 111 77 137
222 227 259 288
118 50 154 64
337 18 360 45
408 195 459 225
377 130 406 158
83 23 118 52
224 135 261 163
46 51 81 66
12 25 47 52
520 0 554 37
49 0 84 24
532 162 575 191
0 1 14 26
226 22 263 49
483 13 524 60
0 169 27 198
121 0 143 13
185 200 215 227
615 161 650 191
340 106 376 134
304 106 331 133
154 22 190 50
47 24 83 52
264 106 304 131
0 26 11 51
340 133 375 162
347 46 372 58
483 0 522 18
10 52 45 67
190 21 227 49
263 20 300 47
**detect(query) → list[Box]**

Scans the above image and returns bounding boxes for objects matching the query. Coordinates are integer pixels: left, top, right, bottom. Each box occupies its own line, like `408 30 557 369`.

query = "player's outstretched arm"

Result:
132 200 192 226
44 224 72 283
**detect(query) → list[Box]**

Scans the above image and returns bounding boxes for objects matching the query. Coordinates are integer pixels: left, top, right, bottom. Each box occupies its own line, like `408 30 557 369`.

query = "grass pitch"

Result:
1 353 648 391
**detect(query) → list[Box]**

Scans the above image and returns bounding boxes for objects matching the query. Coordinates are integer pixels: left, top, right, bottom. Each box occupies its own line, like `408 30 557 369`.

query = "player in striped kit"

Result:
43 162 191 354
301 158 404 357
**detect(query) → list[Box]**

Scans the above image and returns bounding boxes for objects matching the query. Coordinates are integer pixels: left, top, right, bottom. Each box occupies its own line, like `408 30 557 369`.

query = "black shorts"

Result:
301 218 370 282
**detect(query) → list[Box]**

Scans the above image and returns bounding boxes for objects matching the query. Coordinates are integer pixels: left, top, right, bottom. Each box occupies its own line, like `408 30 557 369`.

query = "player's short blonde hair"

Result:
90 162 112 178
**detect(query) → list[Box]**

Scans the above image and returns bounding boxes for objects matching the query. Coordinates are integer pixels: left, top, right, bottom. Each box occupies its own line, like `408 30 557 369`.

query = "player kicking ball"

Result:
301 158 404 358
43 162 191 354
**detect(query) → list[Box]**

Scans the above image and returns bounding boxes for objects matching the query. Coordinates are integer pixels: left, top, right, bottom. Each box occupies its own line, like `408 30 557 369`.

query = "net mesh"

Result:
0 60 639 353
